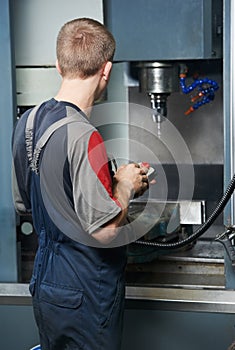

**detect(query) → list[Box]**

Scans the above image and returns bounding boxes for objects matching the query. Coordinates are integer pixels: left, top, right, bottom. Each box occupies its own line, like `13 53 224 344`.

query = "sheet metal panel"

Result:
104 0 222 61
0 0 17 281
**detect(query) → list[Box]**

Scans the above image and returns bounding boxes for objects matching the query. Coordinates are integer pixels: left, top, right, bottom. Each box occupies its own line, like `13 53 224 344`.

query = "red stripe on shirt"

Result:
88 131 121 207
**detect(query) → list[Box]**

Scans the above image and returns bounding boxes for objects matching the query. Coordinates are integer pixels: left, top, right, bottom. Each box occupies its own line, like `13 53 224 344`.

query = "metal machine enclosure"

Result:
104 0 222 61
1 1 235 350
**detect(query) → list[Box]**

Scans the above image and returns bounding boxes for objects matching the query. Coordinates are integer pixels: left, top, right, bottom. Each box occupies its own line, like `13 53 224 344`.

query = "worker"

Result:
12 18 150 350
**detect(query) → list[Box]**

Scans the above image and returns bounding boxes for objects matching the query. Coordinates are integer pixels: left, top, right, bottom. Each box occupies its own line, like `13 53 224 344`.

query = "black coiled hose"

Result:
135 173 235 249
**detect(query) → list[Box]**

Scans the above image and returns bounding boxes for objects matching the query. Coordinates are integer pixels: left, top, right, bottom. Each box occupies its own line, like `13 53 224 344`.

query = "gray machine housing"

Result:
104 0 222 61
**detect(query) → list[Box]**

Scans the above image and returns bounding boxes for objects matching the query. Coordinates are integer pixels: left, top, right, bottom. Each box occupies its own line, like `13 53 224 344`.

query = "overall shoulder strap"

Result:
30 113 81 174
25 104 42 166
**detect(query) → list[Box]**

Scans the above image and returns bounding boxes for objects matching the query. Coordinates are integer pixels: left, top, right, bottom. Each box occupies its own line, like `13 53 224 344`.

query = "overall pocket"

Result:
39 282 83 308
38 282 85 349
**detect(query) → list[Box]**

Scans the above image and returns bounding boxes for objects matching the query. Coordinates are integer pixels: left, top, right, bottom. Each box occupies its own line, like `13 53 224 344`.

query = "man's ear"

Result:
102 61 112 81
56 59 62 75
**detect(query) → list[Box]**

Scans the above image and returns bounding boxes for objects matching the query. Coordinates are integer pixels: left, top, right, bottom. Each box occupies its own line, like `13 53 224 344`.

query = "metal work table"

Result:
125 286 235 314
1 282 235 315
1 237 233 314
0 283 31 306
1 236 235 350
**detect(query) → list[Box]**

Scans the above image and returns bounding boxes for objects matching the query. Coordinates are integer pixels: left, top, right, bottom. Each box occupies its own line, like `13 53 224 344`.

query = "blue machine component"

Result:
0 0 17 281
179 70 219 115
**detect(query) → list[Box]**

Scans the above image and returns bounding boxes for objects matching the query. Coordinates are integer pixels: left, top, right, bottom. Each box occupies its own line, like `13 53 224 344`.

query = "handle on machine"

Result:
216 227 235 266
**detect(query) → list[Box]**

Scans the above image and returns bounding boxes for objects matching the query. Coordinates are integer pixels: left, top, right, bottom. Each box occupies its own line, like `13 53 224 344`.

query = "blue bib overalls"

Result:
29 140 127 350
13 100 127 350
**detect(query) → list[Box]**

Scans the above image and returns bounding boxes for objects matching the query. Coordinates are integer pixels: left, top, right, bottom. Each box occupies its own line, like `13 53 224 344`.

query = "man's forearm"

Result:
91 181 132 244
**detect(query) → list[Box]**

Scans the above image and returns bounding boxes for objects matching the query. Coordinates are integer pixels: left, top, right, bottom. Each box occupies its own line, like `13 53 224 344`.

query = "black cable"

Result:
134 173 235 249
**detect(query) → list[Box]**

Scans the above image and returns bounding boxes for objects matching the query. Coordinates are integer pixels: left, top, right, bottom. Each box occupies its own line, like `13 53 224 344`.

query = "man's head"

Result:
56 18 115 79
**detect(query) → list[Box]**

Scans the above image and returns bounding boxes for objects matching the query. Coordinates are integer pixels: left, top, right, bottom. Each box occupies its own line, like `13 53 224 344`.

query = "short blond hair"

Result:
56 18 115 79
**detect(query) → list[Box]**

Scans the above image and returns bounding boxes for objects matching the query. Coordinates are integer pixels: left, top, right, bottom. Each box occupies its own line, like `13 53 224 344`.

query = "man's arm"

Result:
12 161 31 216
91 163 149 244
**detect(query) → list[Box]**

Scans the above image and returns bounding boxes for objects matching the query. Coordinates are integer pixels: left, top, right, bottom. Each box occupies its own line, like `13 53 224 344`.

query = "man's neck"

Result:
54 75 101 116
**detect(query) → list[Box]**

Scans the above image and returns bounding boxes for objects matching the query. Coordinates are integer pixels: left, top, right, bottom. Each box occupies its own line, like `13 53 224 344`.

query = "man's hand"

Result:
113 163 149 204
